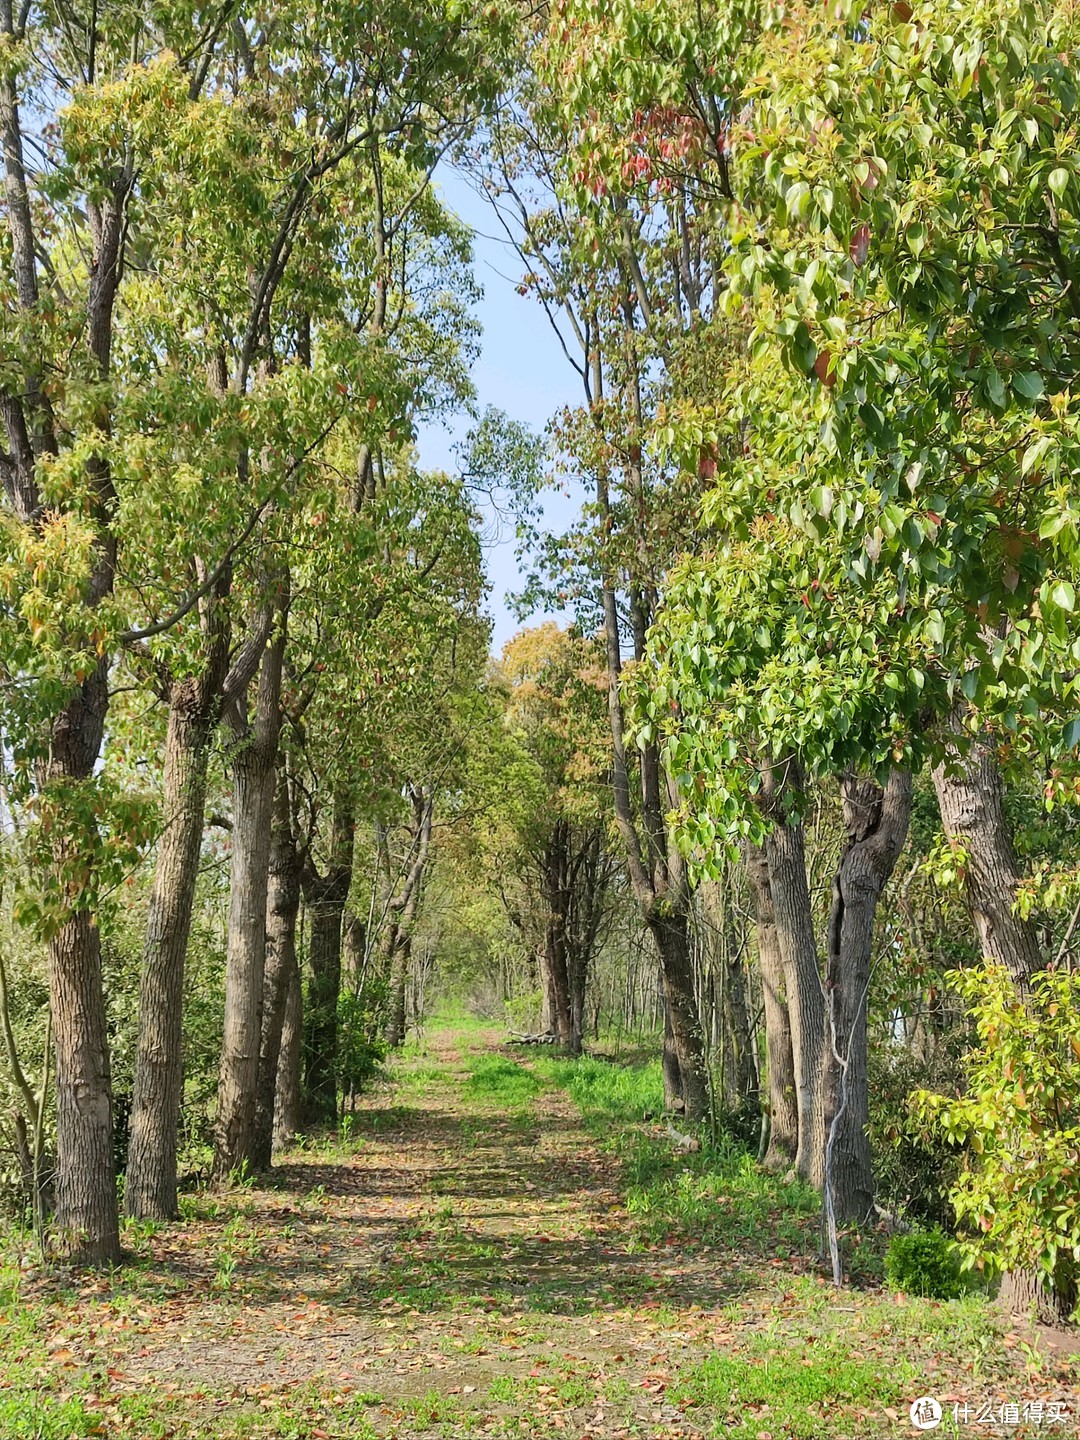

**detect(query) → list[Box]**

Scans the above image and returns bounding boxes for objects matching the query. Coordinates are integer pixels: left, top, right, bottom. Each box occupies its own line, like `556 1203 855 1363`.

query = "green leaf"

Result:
1050 580 1076 613
1013 371 1045 400
1048 167 1070 198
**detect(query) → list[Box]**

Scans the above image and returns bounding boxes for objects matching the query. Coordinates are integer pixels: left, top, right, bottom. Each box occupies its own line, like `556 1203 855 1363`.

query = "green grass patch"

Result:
0 1392 106 1438
532 1054 664 1122
533 1052 819 1255
463 1055 544 1107
672 1337 910 1438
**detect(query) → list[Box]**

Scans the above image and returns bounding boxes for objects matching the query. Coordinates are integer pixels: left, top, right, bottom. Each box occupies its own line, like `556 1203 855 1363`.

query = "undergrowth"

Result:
531 1053 820 1256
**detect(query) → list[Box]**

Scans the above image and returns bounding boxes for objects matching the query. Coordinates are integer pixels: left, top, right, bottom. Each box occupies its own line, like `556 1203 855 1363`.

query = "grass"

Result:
671 1340 902 1439
530 1051 822 1261
462 1054 544 1107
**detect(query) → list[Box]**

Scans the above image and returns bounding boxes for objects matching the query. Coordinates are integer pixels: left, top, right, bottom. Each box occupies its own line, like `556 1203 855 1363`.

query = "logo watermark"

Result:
908 1397 1073 1429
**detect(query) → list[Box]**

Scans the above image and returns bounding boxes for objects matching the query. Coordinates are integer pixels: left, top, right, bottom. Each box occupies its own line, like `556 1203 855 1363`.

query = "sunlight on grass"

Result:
672 1339 909 1438
463 1054 545 1107
533 1052 819 1254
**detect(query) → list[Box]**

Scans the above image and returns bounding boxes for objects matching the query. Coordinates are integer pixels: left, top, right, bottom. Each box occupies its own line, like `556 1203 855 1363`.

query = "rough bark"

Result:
998 1264 1078 1328
125 696 216 1219
252 774 302 1170
763 805 826 1189
214 611 286 1180
932 722 1043 999
49 901 120 1264
274 955 303 1153
823 769 912 1225
649 910 710 1119
385 936 410 1050
744 842 798 1173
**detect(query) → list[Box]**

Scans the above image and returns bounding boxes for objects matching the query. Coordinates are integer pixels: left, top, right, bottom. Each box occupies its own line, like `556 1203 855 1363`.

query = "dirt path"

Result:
12 1024 1080 1439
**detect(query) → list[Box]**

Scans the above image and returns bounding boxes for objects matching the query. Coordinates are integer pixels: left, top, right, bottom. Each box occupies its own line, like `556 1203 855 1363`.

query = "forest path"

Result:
9 1022 1080 1438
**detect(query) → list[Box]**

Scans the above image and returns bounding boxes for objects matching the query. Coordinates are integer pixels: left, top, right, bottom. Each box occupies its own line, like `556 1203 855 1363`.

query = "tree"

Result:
545 0 1080 1287
495 624 615 1054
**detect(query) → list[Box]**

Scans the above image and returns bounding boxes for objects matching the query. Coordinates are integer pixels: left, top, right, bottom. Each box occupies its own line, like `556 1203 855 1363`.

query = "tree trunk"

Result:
252 775 301 1170
932 718 1068 1321
382 786 433 1049
744 842 798 1172
701 880 757 1109
274 954 303 1153
50 900 121 1265
384 935 409 1049
44 660 121 1265
342 909 365 989
303 880 349 1123
214 618 285 1181
538 946 557 1035
125 572 249 1217
932 723 1043 998
4 51 128 1267
650 910 709 1119
543 823 575 1051
823 770 912 1225
999 1263 1078 1327
764 813 826 1189
125 694 215 1220
661 997 682 1109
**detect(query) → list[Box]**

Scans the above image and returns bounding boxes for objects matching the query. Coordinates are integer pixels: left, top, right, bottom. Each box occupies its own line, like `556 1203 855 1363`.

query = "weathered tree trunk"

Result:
998 1264 1078 1328
384 935 409 1050
252 774 301 1169
764 810 826 1189
660 999 682 1108
650 910 710 1119
823 770 912 1225
932 723 1043 998
126 689 217 1220
46 663 122 1265
744 842 798 1172
274 955 303 1153
49 896 120 1264
214 612 286 1181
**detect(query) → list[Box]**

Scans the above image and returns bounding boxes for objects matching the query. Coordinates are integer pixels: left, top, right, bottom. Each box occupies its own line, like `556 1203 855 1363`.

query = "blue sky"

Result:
414 169 583 655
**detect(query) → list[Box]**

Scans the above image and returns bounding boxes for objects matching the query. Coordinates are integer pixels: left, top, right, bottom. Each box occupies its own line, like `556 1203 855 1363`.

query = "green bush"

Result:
885 1227 966 1299
914 964 1080 1314
867 1042 967 1228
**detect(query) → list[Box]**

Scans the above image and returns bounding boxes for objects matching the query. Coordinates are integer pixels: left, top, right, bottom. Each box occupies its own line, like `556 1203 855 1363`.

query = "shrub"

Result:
914 963 1080 1314
867 1041 967 1228
885 1227 966 1299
